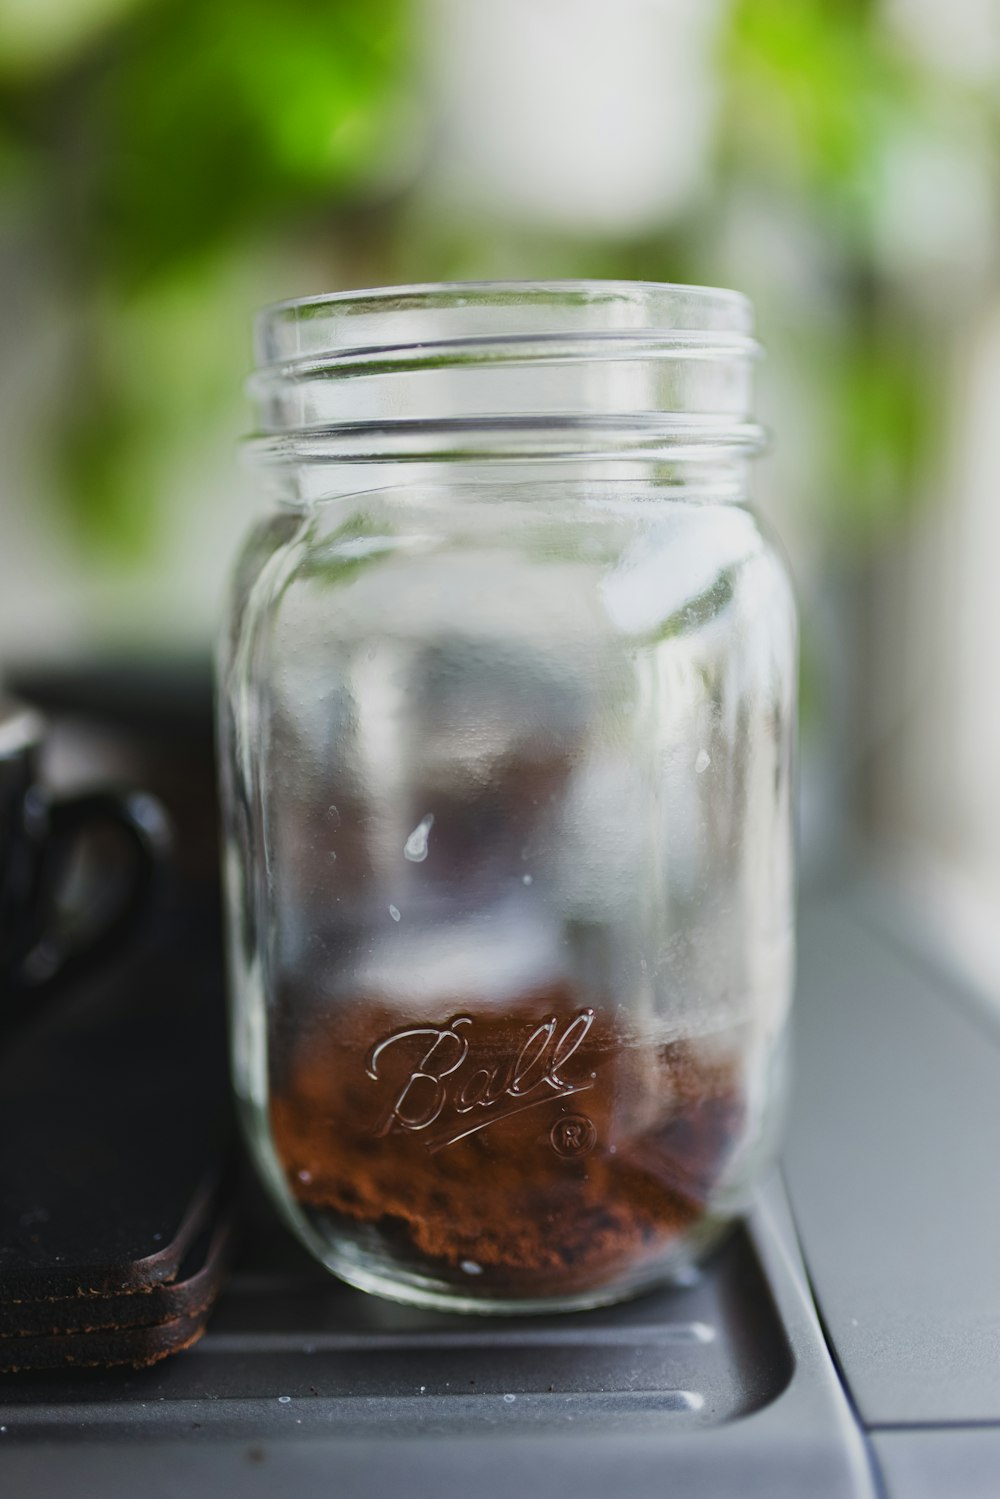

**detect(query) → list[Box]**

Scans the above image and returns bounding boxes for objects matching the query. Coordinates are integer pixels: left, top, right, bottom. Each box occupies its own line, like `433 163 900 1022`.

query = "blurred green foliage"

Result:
0 0 409 554
720 0 944 548
1 0 407 278
88 0 406 284
723 0 911 214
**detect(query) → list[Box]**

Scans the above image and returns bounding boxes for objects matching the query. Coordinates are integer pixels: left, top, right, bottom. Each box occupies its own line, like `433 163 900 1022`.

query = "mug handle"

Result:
16 788 173 993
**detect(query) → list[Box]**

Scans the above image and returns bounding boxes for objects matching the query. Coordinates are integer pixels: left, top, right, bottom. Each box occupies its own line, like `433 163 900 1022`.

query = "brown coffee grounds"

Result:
270 984 743 1300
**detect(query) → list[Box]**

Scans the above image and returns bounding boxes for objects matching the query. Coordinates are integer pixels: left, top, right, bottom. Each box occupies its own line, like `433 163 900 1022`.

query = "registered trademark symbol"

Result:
550 1113 596 1158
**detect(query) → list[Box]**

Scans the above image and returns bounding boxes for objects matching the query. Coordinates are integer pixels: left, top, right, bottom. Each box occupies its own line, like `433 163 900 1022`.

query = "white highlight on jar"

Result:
404 812 435 862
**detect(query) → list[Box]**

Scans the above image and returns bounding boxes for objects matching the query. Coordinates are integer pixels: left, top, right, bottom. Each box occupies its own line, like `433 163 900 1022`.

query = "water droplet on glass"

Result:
327 805 341 828
460 1259 483 1275
503 1393 516 1404
695 749 711 774
389 905 401 922
522 874 533 886
277 1396 292 1404
672 1264 701 1288
403 812 435 863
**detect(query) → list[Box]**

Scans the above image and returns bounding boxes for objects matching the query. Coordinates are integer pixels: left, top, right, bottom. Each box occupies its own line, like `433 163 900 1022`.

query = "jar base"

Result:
307 1215 734 1317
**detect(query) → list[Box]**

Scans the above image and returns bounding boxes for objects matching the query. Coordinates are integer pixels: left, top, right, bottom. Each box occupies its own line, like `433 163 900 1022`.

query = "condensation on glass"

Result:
219 281 797 1314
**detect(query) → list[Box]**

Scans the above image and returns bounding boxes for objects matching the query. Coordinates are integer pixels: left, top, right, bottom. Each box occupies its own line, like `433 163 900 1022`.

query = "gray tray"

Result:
0 1168 876 1499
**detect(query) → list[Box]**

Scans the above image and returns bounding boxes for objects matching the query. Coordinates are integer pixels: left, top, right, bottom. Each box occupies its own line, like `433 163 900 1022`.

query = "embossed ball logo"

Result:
365 1010 598 1154
550 1113 597 1158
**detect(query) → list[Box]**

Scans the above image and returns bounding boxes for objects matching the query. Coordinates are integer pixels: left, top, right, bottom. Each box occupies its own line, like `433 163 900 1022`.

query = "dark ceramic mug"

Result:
0 698 172 997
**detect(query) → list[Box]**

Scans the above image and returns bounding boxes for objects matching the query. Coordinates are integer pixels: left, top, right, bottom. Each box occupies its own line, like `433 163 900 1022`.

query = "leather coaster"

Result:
0 1197 232 1339
0 1306 210 1372
0 1199 233 1369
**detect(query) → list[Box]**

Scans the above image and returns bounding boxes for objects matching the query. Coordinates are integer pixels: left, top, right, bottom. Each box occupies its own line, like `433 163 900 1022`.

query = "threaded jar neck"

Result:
246 280 764 490
250 280 764 453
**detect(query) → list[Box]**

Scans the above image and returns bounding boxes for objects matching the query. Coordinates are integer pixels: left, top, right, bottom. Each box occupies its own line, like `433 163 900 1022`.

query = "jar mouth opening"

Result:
249 280 762 464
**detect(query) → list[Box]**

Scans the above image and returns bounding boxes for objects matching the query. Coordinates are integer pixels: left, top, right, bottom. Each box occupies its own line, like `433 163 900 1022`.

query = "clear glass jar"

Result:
219 281 796 1314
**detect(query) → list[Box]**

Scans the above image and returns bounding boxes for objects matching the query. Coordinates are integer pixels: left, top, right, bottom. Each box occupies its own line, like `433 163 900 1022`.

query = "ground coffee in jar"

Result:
270 987 745 1304
221 281 796 1312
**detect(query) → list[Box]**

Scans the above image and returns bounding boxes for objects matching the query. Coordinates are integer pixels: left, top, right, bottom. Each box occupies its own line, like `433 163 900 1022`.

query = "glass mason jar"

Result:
219 281 796 1314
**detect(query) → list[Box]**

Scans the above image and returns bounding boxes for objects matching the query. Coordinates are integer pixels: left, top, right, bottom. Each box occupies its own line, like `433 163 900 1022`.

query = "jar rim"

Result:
255 279 756 367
